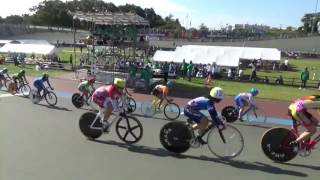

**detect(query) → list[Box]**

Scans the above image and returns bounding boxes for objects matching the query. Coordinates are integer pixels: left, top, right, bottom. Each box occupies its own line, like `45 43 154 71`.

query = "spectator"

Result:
272 61 276 71
187 61 194 81
140 65 151 90
284 58 289 71
181 59 188 79
69 54 73 68
227 68 232 79
238 69 243 80
264 76 269 84
162 61 169 83
300 67 309 90
275 75 283 85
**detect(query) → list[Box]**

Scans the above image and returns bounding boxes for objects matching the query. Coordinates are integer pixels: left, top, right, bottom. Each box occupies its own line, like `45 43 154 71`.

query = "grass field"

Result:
0 64 69 78
174 77 320 101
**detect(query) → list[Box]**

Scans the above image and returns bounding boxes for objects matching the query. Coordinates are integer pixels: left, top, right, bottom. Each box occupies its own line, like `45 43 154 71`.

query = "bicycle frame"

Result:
151 96 169 110
291 119 320 150
89 111 120 131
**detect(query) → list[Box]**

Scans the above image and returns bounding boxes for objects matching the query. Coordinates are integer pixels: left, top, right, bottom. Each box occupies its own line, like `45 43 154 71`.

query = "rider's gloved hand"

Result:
127 107 133 113
51 87 54 90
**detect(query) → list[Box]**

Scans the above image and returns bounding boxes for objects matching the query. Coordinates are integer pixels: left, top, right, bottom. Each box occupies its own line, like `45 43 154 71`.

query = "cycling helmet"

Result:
167 80 174 89
2 68 8 73
88 77 95 83
209 87 224 100
250 87 259 96
42 73 49 80
20 69 25 75
114 78 125 89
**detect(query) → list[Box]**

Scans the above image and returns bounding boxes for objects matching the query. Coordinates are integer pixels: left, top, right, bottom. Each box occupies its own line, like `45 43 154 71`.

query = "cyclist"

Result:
151 80 173 109
78 77 95 105
288 95 320 148
12 69 28 88
234 87 259 122
92 78 127 132
0 68 10 86
183 87 225 145
33 73 54 97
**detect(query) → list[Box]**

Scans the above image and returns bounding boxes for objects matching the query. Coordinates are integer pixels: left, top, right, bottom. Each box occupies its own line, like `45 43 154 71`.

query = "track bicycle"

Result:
221 105 267 123
29 87 58 106
261 118 320 162
8 80 30 97
159 117 244 159
141 96 180 120
79 110 143 144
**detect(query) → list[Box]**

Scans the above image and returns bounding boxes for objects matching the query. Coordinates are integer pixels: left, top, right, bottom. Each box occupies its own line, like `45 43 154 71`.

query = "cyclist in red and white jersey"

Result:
92 78 126 132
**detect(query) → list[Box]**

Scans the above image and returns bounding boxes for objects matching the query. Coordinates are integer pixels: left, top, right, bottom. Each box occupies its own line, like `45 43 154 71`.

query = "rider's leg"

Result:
296 113 317 143
102 101 113 123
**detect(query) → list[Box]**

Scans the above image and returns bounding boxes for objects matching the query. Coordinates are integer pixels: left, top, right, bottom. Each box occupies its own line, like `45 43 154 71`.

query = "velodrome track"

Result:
0 78 319 180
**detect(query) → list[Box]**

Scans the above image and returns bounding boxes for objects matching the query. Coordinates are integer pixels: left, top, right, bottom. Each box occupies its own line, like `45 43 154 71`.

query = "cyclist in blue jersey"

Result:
0 68 10 86
33 73 54 96
184 87 225 144
234 87 259 122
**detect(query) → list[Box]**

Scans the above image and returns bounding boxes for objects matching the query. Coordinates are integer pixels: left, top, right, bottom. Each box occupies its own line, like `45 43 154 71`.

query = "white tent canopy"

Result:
153 45 281 67
152 50 175 62
0 40 57 54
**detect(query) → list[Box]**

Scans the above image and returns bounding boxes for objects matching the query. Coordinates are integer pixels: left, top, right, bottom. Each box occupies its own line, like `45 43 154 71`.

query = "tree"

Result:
4 15 24 24
199 23 209 37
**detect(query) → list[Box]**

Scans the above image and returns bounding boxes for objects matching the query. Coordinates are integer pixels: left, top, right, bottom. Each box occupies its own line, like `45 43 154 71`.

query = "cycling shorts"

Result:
183 106 205 123
288 104 314 126
234 96 247 108
33 80 44 91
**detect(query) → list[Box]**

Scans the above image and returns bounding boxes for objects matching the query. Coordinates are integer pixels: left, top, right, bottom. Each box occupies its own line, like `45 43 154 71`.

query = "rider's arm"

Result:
248 94 256 108
46 79 53 89
208 105 223 126
124 87 132 96
23 75 28 83
6 73 11 79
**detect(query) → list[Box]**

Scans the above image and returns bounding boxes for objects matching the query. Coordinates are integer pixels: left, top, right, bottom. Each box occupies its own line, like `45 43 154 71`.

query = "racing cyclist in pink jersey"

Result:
288 95 320 147
92 78 127 132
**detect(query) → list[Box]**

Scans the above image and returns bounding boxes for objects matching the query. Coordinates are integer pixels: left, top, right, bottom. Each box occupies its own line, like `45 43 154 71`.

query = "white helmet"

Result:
209 87 224 100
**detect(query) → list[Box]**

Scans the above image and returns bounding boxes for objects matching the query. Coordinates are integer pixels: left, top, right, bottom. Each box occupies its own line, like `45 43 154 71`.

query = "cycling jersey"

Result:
33 77 52 91
234 93 256 108
78 81 90 92
151 85 168 97
92 85 123 109
289 95 320 122
184 97 222 125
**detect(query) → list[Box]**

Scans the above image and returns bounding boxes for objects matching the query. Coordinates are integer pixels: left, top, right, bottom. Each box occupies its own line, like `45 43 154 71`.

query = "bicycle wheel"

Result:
244 108 267 123
159 121 192 153
19 84 31 97
72 93 84 108
115 116 143 144
45 91 58 106
141 101 156 117
127 97 137 112
261 127 298 162
207 124 244 159
8 82 17 94
221 106 238 123
29 89 41 104
163 102 180 120
79 112 103 139
3 78 11 90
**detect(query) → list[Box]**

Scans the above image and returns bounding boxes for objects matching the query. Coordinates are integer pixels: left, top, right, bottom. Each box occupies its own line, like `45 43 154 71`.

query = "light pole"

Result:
312 0 319 33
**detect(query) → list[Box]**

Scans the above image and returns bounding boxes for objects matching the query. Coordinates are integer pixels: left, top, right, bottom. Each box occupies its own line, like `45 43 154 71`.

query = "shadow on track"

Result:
130 113 170 121
37 103 72 111
91 139 307 177
282 162 320 170
233 122 272 129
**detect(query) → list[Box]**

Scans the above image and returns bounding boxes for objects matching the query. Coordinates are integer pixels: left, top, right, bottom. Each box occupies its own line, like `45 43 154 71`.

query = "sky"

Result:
0 0 318 29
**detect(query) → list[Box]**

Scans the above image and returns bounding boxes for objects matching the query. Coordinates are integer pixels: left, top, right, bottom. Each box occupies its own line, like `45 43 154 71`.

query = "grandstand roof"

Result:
72 12 149 26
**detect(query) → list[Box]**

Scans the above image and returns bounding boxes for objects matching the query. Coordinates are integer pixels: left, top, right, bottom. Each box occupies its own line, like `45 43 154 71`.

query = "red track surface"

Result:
26 76 291 119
